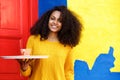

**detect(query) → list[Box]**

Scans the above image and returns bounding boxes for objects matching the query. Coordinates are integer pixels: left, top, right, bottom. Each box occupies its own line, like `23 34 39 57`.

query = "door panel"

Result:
0 0 38 79
0 0 27 79
0 0 21 38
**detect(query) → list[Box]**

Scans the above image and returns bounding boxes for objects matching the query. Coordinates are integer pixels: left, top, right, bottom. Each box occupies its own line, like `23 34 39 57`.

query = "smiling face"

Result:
48 10 62 33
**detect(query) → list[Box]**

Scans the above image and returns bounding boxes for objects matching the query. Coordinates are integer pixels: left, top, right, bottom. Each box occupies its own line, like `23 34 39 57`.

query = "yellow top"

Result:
21 35 74 80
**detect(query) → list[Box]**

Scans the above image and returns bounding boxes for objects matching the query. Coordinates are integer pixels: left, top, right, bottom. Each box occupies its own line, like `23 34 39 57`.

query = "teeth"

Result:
52 26 57 28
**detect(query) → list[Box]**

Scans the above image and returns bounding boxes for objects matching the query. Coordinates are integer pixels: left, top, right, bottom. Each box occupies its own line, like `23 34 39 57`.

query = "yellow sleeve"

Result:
64 50 75 80
20 35 34 77
26 35 34 52
20 65 32 77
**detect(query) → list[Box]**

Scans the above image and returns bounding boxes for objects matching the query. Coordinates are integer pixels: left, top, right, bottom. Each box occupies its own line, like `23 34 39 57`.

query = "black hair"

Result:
30 6 83 47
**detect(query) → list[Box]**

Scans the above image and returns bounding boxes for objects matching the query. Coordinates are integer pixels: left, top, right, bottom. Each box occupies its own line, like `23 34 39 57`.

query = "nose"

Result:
53 20 58 25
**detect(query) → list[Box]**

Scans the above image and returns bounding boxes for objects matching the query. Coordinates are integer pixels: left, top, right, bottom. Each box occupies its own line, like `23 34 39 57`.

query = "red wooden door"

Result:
0 0 38 80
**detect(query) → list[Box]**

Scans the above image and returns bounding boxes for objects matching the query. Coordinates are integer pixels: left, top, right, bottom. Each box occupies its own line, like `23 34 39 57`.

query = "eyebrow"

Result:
50 15 61 20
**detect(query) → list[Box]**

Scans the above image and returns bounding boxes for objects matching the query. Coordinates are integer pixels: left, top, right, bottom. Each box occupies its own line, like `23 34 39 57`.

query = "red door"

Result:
0 0 38 80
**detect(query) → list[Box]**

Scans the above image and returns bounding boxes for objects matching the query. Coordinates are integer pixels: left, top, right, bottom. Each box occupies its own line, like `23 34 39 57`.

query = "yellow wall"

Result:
68 0 120 72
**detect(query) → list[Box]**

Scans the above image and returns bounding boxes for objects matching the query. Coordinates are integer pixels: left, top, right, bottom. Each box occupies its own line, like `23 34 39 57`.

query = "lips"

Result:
48 23 61 32
53 25 57 28
51 25 58 29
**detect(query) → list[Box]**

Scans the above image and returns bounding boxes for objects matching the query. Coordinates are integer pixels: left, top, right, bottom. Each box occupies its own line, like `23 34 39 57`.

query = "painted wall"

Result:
68 0 120 72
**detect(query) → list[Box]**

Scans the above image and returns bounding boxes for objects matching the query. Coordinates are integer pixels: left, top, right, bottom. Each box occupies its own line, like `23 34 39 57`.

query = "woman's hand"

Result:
17 59 33 71
18 49 32 71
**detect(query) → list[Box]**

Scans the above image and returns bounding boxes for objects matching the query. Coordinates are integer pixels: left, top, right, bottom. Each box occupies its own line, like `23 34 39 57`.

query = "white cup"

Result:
20 49 31 55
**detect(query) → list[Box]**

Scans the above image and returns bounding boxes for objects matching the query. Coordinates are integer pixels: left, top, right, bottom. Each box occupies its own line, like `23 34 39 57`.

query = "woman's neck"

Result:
47 32 58 42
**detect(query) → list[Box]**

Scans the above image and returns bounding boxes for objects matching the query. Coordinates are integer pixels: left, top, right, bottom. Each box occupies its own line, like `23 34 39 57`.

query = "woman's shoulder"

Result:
28 35 40 40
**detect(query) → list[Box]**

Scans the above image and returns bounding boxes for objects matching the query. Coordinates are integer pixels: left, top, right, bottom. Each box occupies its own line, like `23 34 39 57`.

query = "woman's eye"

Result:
50 17 55 20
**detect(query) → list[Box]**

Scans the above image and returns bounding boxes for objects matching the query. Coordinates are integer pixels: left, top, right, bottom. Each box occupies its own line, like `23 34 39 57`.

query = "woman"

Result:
18 6 83 80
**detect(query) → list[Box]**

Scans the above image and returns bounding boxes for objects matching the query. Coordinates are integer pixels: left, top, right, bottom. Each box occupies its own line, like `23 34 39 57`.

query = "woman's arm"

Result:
64 50 75 80
19 36 35 77
19 59 33 77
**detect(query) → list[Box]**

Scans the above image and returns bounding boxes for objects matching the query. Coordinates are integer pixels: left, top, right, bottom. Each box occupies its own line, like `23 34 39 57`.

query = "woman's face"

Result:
48 10 62 33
